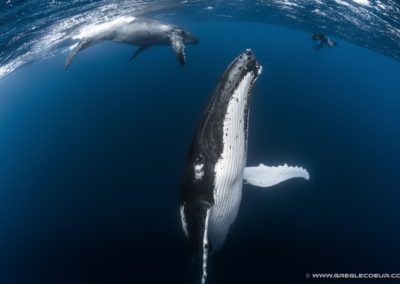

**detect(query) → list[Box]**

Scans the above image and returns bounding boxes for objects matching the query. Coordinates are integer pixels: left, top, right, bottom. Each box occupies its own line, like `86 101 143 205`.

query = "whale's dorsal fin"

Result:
170 32 186 66
243 164 309 188
129 46 149 62
65 38 93 70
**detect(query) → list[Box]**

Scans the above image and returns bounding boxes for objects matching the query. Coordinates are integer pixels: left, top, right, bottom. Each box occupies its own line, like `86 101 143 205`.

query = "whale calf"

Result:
65 17 198 69
179 49 309 284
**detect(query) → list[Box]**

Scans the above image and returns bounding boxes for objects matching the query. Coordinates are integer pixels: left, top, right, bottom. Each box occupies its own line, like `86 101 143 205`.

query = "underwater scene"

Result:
1 0 400 283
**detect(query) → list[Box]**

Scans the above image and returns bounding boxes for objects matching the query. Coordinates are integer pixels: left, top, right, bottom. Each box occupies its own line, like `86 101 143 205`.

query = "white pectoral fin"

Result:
170 32 185 65
243 163 310 188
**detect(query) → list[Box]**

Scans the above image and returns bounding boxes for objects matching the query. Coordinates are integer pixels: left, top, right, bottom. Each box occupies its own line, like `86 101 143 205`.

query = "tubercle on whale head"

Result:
216 49 262 100
238 49 262 76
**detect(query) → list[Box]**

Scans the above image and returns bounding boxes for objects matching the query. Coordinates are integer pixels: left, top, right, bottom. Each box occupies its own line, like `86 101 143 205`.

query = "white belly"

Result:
208 179 243 250
207 72 253 250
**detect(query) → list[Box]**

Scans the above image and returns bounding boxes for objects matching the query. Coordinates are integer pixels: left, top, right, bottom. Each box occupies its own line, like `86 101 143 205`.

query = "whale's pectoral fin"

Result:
175 49 185 66
243 163 310 188
65 39 93 70
170 32 186 66
129 46 149 62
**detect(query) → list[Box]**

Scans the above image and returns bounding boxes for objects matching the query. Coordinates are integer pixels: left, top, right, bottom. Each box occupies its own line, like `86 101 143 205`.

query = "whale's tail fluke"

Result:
64 39 93 70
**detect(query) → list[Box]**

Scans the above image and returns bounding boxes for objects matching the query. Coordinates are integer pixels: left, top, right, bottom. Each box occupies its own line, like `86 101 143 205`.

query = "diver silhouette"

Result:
312 33 337 50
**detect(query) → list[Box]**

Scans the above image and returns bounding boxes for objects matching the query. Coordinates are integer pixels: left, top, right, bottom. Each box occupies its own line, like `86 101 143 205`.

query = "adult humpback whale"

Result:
180 50 309 284
64 17 198 69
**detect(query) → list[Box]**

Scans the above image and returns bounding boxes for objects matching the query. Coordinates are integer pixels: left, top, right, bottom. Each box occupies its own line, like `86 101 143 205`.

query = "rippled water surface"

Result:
1 0 400 78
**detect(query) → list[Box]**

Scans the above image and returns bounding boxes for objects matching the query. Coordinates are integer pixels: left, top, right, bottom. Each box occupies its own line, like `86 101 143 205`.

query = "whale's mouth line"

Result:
227 69 260 101
238 63 262 100
236 70 258 99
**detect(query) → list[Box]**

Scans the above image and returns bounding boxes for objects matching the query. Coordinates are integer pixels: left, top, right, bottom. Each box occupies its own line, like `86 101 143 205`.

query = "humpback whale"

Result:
180 49 309 284
312 33 337 50
65 17 198 70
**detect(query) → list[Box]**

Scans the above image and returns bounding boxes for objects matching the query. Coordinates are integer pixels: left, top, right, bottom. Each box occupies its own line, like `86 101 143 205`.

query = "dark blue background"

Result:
0 22 400 283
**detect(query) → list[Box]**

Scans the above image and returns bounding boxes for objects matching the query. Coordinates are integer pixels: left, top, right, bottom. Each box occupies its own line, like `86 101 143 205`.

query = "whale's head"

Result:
218 48 261 95
210 49 262 120
176 28 199 45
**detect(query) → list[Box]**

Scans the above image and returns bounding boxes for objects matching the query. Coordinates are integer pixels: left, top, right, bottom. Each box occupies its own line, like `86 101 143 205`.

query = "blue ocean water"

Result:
1 1 400 284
